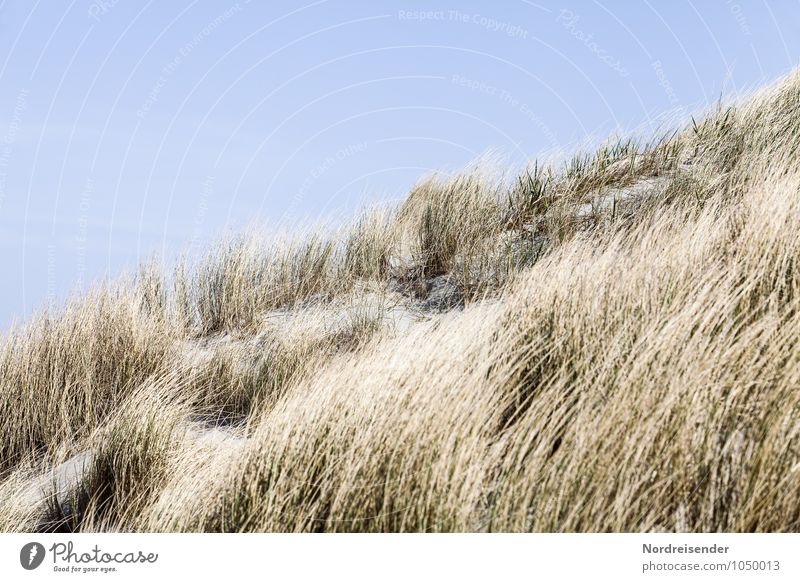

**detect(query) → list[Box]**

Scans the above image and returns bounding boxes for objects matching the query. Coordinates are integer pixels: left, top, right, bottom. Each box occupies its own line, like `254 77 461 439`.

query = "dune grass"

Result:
2 70 800 532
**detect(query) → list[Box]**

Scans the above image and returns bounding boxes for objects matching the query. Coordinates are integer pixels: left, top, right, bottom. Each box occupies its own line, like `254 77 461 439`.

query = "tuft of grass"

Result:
39 383 188 532
0 285 175 474
398 173 505 278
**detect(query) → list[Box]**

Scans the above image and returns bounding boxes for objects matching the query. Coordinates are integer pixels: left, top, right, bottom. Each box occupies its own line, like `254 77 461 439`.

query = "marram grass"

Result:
2 70 800 532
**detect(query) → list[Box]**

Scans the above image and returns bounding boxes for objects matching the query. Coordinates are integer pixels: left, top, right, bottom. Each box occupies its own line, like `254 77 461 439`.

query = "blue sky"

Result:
0 0 798 328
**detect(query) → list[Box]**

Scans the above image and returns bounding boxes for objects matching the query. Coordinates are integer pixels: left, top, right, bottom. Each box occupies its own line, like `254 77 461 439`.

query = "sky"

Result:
0 0 799 328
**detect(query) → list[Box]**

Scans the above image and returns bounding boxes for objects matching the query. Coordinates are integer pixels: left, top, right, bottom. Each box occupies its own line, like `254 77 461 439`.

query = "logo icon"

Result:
20 542 46 570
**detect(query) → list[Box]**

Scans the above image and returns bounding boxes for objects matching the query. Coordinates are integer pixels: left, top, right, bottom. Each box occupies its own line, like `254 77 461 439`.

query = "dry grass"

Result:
2 70 800 532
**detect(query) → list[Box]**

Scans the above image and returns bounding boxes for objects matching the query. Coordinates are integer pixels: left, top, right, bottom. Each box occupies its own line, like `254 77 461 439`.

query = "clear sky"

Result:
0 0 798 328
